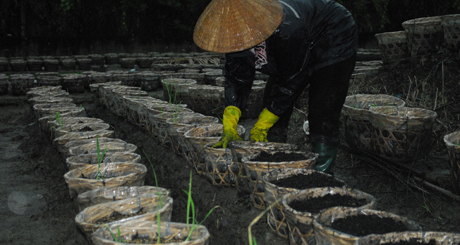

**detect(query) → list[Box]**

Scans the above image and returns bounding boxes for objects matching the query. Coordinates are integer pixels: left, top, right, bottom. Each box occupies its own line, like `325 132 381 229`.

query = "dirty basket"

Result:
375 31 410 64
444 131 460 195
441 14 460 51
402 16 443 59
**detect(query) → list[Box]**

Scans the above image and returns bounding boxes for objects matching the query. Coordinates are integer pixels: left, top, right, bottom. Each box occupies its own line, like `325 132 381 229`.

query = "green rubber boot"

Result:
313 143 338 175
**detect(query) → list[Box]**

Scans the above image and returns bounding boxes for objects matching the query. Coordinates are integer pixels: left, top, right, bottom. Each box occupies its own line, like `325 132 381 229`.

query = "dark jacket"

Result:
224 0 358 117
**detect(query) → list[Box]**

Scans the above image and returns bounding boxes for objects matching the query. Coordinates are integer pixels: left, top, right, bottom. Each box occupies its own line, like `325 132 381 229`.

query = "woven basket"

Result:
89 54 105 66
68 141 138 157
186 85 225 116
375 31 410 64
161 78 198 105
54 122 110 140
0 59 9 72
441 14 460 51
155 112 198 147
120 58 137 69
203 70 223 85
145 106 192 138
37 108 86 133
48 117 105 140
76 58 92 70
184 124 245 175
227 141 299 193
105 53 119 65
357 231 460 244
202 142 239 187
29 95 73 108
66 151 140 171
27 89 68 100
263 168 345 239
9 75 35 95
61 74 86 93
312 207 421 245
26 85 62 98
369 106 437 161
64 162 147 198
26 59 44 71
0 76 8 95
176 125 198 159
53 129 114 155
342 94 405 153
10 59 27 71
138 72 160 91
92 221 209 245
61 58 76 70
124 97 168 126
444 131 460 195
32 103 77 120
242 151 317 209
283 188 375 245
43 58 60 71
402 16 444 59
77 186 170 212
75 196 173 243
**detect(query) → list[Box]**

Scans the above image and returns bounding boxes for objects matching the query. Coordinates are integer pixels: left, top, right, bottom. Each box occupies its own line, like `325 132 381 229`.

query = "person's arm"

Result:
223 50 255 110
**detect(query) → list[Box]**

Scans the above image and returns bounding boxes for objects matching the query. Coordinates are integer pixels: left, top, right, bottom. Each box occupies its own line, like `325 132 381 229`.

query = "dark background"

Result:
1 0 459 56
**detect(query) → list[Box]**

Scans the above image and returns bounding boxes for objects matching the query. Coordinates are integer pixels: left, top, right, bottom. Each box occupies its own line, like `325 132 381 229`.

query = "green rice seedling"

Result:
95 136 109 180
104 225 126 243
248 201 278 245
163 80 182 123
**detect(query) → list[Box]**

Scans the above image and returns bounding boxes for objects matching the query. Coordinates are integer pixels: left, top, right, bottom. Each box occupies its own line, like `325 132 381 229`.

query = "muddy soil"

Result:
1 83 460 245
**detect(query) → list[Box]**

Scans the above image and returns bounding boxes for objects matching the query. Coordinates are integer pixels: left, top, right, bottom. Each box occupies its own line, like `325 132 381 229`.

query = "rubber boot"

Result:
313 143 338 175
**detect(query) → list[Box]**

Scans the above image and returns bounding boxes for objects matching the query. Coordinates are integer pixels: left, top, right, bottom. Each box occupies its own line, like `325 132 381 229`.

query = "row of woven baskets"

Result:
92 82 460 244
375 14 460 64
27 85 211 244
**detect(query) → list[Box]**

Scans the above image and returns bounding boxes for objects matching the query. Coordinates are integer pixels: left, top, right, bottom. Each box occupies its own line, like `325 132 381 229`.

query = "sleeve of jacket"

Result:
223 51 255 110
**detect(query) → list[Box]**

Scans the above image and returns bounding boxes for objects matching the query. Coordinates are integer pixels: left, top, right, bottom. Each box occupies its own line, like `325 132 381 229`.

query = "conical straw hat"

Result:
193 0 283 53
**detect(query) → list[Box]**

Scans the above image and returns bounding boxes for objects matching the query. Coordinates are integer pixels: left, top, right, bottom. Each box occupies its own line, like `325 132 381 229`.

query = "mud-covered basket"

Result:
64 162 147 198
61 74 86 93
184 124 245 176
54 122 111 140
228 141 299 193
369 106 437 161
312 207 422 245
92 220 210 245
66 151 141 171
186 85 225 117
375 31 410 65
68 141 138 157
241 151 317 210
161 78 198 104
263 168 345 239
27 90 69 102
77 186 170 212
357 231 460 245
342 94 405 153
108 88 149 117
76 196 173 243
53 129 114 155
441 14 460 51
283 188 376 245
202 142 240 187
444 131 460 195
402 16 444 59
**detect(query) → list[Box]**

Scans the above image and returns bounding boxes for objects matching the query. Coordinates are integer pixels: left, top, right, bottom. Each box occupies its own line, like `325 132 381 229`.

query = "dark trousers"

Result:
264 54 357 144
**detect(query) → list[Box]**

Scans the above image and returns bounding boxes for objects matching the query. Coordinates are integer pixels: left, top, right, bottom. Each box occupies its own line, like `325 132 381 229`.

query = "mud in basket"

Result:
443 131 460 195
312 207 422 245
357 231 460 245
53 122 111 140
202 142 239 187
68 141 138 157
263 168 345 239
64 162 147 198
184 124 245 175
227 141 299 193
369 106 437 161
401 16 443 60
441 14 460 52
186 85 225 116
342 94 405 153
75 196 173 243
77 186 170 212
241 150 317 210
66 151 141 171
282 188 376 245
92 220 210 245
375 31 410 65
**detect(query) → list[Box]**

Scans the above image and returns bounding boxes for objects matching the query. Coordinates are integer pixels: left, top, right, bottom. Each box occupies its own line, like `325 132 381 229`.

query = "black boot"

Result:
313 143 338 175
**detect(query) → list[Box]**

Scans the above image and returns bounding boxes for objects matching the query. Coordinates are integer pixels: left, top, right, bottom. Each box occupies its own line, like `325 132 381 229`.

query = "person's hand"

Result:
212 106 242 148
250 108 279 142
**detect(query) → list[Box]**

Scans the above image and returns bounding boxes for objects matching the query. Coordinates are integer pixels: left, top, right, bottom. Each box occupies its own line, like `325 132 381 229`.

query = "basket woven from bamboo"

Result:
26 85 63 98
54 122 111 140
89 81 121 96
37 110 89 138
64 162 147 198
27 89 68 100
202 142 239 187
0 77 7 95
61 74 86 93
161 78 198 103
176 125 198 160
146 107 192 139
109 90 149 118
242 151 317 210
227 141 299 193
29 95 74 107
369 106 437 161
283 188 376 245
185 85 225 116
37 108 86 134
203 71 223 85
92 221 209 245
156 112 199 147
342 94 405 152
441 14 460 51
184 124 245 175
33 103 77 119
263 168 345 239
66 151 141 171
77 186 170 212
68 141 138 157
75 196 173 243
375 31 410 64
43 58 59 71
138 72 160 91
312 207 421 245
166 115 218 155
444 131 460 195
49 117 105 140
9 60 27 72
101 86 144 111
124 97 168 126
53 129 114 154
357 231 460 245
36 75 62 87
402 16 444 58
